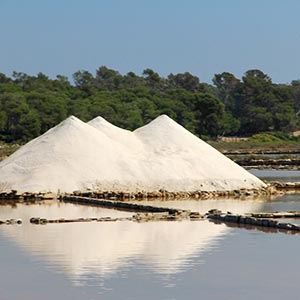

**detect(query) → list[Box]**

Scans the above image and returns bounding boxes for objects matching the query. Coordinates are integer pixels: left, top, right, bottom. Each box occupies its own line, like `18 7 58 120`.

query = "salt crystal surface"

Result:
133 115 265 191
88 116 145 153
0 115 266 193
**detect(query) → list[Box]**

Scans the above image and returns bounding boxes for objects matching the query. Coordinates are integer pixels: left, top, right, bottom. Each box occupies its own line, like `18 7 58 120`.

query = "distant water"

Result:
0 171 300 300
249 169 300 182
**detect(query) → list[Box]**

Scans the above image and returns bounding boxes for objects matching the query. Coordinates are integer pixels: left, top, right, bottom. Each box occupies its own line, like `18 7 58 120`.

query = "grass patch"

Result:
209 132 300 153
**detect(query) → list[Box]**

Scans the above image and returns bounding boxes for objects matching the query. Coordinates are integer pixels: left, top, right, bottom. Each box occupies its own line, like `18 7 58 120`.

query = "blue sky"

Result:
1 0 300 84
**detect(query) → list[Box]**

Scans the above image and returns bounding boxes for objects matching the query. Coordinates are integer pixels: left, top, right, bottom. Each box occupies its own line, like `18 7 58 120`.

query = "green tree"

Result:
95 66 122 90
26 91 68 132
273 104 296 132
73 70 95 96
167 72 200 91
193 93 225 137
142 68 164 91
213 72 240 113
1 93 40 141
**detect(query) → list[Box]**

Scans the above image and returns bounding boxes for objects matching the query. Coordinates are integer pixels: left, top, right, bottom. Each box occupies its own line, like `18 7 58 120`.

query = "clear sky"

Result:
1 0 300 84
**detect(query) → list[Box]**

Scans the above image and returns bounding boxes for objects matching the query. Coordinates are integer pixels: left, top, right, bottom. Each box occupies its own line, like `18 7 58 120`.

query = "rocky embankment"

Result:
0 190 55 201
28 198 300 235
3 195 300 235
0 183 295 202
66 187 273 200
235 157 300 170
208 209 300 234
0 218 22 225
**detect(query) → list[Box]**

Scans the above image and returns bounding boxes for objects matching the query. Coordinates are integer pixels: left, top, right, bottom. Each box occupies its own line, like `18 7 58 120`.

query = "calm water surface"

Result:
1 170 300 300
250 169 300 182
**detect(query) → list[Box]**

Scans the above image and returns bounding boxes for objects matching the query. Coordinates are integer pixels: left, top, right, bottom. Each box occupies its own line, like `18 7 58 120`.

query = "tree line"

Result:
0 67 299 143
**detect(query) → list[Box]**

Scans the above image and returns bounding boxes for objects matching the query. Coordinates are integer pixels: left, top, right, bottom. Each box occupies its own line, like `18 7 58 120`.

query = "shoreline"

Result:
1 181 299 202
233 157 300 170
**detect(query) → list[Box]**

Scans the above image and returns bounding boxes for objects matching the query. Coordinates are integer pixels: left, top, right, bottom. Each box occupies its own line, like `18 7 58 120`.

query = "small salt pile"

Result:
88 116 145 153
0 115 266 193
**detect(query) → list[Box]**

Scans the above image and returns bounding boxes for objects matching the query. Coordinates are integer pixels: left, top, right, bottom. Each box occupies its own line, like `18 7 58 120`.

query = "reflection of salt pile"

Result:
0 200 263 279
3 221 224 278
0 115 265 193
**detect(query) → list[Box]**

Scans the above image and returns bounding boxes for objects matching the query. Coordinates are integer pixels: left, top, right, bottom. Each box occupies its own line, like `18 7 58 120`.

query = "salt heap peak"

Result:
134 114 199 148
88 116 131 136
88 116 145 152
88 116 123 131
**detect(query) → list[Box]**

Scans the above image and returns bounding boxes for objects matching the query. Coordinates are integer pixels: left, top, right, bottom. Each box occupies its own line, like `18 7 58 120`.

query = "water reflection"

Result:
0 199 263 284
1 170 300 299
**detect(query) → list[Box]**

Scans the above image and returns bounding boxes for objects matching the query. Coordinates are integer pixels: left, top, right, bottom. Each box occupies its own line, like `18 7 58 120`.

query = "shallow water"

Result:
249 169 300 182
1 171 300 300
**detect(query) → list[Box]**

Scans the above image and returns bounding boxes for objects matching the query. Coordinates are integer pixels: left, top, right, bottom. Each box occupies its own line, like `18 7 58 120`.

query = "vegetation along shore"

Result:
0 68 300 144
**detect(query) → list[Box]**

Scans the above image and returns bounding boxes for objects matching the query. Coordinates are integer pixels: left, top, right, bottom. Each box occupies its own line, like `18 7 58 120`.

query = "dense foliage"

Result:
0 67 299 142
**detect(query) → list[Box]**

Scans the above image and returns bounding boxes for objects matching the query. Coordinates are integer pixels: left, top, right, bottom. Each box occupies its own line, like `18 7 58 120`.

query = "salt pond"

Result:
0 170 300 300
250 168 300 182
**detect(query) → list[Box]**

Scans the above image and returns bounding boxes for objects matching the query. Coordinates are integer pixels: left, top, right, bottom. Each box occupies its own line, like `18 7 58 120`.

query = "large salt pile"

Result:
0 115 266 193
0 116 145 192
134 115 265 191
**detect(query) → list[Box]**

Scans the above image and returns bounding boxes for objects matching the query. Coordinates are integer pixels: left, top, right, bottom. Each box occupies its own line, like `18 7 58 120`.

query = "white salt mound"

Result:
134 115 265 191
0 115 266 193
0 116 144 192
